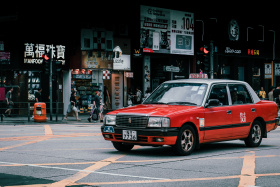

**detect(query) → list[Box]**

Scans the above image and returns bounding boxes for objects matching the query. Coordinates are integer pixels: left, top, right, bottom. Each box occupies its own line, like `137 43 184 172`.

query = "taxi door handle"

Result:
251 108 255 112
227 110 231 114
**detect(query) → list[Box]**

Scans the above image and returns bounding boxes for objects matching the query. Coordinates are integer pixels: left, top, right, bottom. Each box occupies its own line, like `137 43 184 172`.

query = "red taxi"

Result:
101 79 279 156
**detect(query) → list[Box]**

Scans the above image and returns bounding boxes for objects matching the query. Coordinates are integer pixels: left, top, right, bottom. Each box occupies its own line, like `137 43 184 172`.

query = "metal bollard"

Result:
56 102 58 122
28 102 30 122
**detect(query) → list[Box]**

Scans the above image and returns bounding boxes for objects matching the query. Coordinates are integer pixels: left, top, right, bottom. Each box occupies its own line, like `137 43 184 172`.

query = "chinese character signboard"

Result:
140 5 194 55
24 43 66 65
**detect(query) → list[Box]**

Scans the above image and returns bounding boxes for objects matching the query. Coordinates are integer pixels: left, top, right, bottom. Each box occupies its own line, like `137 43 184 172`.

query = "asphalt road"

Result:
0 123 279 187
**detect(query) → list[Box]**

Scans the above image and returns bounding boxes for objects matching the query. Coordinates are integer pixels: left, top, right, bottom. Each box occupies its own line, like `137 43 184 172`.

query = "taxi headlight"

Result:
104 115 116 125
148 117 170 127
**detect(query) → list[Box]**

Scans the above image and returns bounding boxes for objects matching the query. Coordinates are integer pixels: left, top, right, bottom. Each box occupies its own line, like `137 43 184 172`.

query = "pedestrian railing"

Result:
0 102 64 122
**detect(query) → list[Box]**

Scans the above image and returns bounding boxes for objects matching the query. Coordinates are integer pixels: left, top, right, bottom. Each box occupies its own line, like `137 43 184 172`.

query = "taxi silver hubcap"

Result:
181 129 193 151
252 124 261 143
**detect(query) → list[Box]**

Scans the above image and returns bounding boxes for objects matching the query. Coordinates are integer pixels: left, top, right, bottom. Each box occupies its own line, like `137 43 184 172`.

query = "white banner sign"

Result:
113 46 130 70
275 63 280 76
265 63 272 79
140 5 194 55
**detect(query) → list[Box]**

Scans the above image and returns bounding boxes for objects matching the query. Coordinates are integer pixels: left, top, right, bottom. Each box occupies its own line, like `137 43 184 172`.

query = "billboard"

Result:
81 51 113 69
140 5 194 55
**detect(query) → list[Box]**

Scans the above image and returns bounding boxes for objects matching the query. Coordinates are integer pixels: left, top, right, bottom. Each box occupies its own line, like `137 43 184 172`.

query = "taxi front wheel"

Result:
112 142 134 152
172 125 196 156
244 121 263 147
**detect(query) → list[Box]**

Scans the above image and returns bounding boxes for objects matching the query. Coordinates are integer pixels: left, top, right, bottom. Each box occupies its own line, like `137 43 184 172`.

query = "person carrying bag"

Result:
64 91 81 121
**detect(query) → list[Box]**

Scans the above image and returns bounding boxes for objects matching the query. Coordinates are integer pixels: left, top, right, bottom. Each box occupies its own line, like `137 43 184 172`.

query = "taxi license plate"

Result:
122 130 137 141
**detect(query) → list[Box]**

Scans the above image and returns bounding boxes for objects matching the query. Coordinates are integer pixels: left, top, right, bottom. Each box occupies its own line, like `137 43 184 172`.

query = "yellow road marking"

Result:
76 172 280 186
0 161 98 167
0 137 49 151
79 175 242 185
52 154 126 186
0 133 101 141
238 152 256 187
44 125 53 136
2 153 280 167
5 173 280 187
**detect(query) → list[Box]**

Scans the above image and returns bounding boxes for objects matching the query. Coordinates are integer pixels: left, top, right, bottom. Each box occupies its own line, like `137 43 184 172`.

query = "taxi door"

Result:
203 84 233 141
228 84 257 137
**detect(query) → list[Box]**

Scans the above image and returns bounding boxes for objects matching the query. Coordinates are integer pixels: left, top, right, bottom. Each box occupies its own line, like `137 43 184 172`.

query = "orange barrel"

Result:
34 103 47 122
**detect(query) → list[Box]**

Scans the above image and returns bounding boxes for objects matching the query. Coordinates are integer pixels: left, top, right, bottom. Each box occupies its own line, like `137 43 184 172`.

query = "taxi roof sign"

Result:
189 73 208 79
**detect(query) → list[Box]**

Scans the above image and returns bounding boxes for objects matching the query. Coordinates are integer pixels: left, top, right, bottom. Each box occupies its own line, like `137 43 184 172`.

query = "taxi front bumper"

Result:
101 125 179 145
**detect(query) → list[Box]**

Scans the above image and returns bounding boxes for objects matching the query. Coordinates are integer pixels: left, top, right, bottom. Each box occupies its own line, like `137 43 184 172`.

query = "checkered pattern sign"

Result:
103 70 111 79
93 31 106 50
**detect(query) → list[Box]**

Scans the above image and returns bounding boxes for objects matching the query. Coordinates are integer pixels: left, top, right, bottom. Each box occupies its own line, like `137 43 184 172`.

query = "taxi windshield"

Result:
143 83 208 106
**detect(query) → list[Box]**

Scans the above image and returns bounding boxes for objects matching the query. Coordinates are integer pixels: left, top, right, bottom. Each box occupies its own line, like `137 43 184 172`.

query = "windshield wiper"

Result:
167 102 197 106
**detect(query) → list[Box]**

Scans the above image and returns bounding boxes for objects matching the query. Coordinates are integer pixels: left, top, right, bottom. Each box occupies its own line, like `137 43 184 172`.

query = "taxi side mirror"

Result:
205 99 220 108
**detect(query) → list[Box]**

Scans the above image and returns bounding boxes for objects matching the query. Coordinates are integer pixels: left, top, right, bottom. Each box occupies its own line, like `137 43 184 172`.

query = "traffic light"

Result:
200 46 209 54
199 45 210 72
42 53 50 74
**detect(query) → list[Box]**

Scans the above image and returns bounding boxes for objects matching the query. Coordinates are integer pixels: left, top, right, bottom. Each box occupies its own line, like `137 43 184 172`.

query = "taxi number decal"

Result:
240 112 246 123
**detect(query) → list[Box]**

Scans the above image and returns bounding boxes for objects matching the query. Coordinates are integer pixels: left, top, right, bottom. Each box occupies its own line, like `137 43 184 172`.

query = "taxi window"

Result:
207 84 229 106
229 84 253 105
143 83 208 106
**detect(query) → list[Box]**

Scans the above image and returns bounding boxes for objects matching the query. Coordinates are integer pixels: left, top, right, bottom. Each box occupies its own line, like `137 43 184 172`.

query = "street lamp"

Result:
247 27 253 42
196 20 204 41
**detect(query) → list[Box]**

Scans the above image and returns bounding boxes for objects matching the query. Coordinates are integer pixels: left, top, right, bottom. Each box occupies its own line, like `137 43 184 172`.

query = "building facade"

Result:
1 5 279 117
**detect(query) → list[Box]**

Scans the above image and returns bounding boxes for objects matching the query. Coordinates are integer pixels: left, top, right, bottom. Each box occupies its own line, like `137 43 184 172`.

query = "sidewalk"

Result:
0 114 103 125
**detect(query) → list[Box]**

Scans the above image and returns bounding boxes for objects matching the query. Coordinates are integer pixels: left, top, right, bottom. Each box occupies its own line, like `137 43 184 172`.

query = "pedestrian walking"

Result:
64 91 81 121
104 86 111 110
273 85 280 104
94 90 103 122
88 90 103 122
3 88 14 117
100 96 105 122
258 87 266 100
35 88 42 102
144 87 151 99
268 86 275 101
136 87 142 104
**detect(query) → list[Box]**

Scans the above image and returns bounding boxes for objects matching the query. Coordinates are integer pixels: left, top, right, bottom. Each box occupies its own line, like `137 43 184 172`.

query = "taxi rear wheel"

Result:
244 121 263 147
173 125 196 156
112 142 134 152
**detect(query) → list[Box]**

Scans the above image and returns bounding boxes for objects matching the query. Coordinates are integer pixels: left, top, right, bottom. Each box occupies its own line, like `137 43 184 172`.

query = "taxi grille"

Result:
116 115 148 128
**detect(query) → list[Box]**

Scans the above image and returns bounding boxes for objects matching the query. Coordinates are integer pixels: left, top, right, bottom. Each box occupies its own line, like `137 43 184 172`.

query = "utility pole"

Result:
49 48 53 121
269 30 276 87
210 40 214 79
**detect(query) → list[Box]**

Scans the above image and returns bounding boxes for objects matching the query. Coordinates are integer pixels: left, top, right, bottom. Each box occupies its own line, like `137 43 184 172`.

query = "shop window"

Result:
28 71 41 101
252 67 260 76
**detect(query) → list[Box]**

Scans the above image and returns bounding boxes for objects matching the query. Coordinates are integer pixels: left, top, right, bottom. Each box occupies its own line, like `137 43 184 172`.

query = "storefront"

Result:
132 54 192 94
136 5 195 95
0 40 68 116
217 53 265 91
209 18 268 92
72 28 132 111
